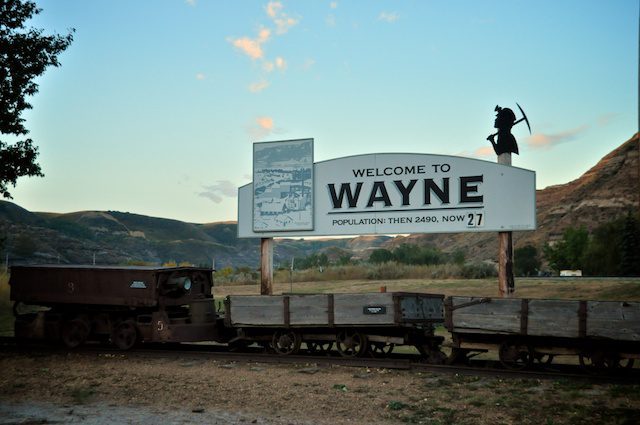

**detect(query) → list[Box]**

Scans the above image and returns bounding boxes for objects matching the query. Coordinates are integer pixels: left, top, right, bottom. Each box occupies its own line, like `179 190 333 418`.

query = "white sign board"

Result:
253 139 314 232
239 153 535 238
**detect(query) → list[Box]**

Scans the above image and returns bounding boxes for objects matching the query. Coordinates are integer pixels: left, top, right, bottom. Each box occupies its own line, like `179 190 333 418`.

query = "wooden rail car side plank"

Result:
333 293 395 325
527 299 581 338
228 296 284 326
587 301 640 341
289 295 330 325
450 297 521 334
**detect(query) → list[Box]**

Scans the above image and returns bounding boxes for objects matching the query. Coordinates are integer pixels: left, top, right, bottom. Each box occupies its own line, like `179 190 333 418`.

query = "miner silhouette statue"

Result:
487 103 531 156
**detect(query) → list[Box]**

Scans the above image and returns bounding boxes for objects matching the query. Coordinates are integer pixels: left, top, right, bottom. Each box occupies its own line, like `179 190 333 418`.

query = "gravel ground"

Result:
1 350 639 425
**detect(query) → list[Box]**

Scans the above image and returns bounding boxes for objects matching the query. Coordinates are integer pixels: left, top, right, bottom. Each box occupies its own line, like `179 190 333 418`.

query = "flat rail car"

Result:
445 296 640 370
10 265 220 349
225 292 446 360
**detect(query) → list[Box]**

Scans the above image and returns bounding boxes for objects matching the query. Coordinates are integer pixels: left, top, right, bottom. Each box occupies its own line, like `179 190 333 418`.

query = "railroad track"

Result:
2 336 638 384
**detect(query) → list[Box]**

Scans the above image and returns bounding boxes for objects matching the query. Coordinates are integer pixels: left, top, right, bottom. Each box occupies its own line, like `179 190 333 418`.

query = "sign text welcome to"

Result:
238 153 535 238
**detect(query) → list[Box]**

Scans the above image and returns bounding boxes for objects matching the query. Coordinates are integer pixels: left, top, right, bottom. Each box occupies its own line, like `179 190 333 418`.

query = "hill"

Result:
0 133 637 268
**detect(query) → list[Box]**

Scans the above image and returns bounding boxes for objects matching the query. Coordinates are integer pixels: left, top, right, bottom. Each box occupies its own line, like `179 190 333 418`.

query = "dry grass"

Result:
0 271 12 336
214 276 640 301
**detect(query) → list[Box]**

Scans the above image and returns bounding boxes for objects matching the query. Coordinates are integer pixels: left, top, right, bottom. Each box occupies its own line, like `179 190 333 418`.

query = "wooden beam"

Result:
498 153 515 297
260 237 273 295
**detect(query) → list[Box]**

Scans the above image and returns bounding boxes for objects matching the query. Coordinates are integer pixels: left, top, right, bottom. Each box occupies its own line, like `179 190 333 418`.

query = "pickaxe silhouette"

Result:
487 103 531 140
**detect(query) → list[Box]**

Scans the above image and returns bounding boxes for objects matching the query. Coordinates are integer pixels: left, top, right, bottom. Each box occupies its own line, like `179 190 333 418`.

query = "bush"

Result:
461 263 497 279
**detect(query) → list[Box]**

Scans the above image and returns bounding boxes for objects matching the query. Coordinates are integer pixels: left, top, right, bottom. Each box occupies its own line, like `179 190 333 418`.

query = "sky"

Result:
7 0 639 224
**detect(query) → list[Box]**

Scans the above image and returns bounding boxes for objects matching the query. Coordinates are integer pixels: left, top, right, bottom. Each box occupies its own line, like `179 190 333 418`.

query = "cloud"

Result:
525 125 589 150
199 180 237 203
265 1 299 34
378 11 399 23
229 3 299 93
195 73 206 80
597 113 620 127
257 27 271 43
249 80 270 93
230 36 265 60
473 146 495 158
326 14 336 26
275 56 287 70
185 0 196 6
256 116 274 131
262 57 286 73
248 116 280 139
330 2 338 9
265 1 283 18
274 16 299 34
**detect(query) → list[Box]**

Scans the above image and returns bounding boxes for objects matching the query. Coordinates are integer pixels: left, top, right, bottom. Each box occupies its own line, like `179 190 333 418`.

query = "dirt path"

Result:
1 351 638 424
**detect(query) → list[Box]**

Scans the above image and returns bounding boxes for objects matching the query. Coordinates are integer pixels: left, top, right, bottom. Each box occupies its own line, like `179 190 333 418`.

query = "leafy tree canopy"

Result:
1 0 74 198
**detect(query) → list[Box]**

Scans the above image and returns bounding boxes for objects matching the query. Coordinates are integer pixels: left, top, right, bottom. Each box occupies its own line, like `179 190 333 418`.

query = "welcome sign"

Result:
238 153 536 238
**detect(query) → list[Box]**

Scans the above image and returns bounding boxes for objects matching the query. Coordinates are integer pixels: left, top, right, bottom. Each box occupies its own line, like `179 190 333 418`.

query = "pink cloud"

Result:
249 80 269 93
256 116 274 130
265 1 282 18
525 125 589 150
230 36 264 60
473 146 495 158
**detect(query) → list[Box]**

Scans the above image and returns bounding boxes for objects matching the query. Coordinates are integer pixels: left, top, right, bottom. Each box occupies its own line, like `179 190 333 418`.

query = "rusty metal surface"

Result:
10 265 213 308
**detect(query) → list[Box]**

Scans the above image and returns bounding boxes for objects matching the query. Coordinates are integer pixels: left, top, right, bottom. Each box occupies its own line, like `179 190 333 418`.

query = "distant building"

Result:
560 270 582 277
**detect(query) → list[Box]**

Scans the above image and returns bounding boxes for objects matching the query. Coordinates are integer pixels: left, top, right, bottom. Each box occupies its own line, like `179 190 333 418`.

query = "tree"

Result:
620 213 640 276
369 248 394 264
543 226 589 273
1 0 74 198
514 245 540 277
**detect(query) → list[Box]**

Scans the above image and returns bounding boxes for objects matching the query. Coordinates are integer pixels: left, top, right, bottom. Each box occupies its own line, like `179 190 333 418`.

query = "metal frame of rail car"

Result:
224 293 446 362
444 297 640 371
10 265 221 350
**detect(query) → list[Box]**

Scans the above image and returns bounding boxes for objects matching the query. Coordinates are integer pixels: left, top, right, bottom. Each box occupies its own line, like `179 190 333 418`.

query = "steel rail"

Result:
1 337 638 384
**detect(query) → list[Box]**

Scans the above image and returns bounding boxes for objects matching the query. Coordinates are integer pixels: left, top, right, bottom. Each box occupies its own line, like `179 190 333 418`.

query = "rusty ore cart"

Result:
445 296 640 370
225 292 445 361
10 265 219 349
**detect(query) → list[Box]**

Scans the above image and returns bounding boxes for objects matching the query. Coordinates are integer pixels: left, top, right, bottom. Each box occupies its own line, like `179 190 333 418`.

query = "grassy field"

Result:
213 276 640 301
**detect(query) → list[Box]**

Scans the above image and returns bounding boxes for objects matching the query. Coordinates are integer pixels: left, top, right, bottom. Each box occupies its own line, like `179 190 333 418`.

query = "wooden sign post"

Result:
260 237 274 295
498 153 515 297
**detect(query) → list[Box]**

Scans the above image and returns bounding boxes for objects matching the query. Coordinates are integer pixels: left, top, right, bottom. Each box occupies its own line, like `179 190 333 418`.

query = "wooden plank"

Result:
587 301 640 341
289 295 329 325
527 299 581 338
452 313 521 334
398 295 444 321
449 296 521 333
334 293 395 325
229 295 284 326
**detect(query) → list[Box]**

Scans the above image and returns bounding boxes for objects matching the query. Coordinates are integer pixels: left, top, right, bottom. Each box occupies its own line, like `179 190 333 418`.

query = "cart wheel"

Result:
306 341 333 355
578 350 619 372
271 330 301 355
112 320 138 350
61 318 90 349
446 348 471 365
336 331 367 357
499 341 533 370
533 352 555 366
370 342 394 357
